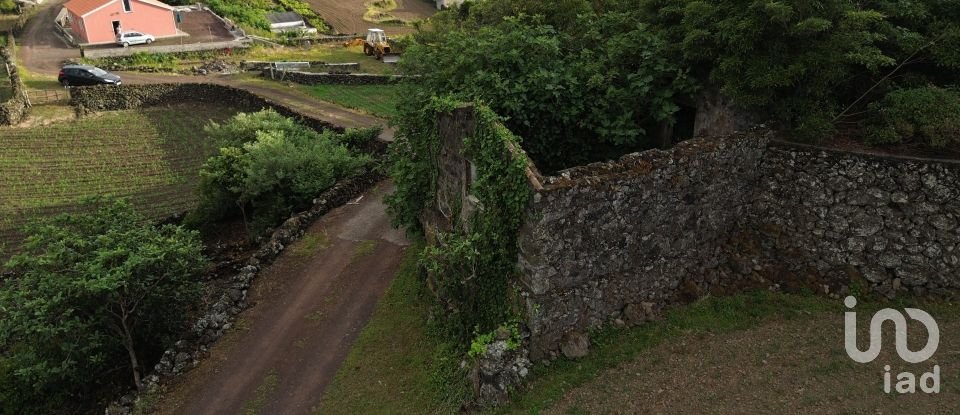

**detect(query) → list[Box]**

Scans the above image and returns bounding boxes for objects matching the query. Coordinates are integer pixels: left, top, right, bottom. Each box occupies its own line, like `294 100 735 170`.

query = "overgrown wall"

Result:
518 132 771 359
739 142 960 297
430 107 960 362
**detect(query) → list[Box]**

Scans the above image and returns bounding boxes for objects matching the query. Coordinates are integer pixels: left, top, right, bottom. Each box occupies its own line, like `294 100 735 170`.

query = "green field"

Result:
0 103 240 250
301 84 399 119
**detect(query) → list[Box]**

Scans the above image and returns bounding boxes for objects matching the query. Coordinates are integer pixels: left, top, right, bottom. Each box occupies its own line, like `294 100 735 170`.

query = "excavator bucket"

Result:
382 53 400 64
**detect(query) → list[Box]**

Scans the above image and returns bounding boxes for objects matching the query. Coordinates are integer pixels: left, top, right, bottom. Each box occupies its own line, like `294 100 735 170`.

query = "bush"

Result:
0 199 205 414
191 110 372 235
867 86 960 147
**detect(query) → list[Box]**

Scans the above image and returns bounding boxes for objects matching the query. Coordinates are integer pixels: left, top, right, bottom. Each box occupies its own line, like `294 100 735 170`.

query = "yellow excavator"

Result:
362 28 400 63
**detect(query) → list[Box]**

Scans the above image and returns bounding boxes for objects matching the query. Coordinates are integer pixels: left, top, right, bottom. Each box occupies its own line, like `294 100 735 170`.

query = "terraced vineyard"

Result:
0 103 241 253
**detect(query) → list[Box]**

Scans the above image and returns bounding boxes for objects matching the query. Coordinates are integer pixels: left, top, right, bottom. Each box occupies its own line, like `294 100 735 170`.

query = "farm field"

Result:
0 103 241 252
304 0 436 35
300 84 400 119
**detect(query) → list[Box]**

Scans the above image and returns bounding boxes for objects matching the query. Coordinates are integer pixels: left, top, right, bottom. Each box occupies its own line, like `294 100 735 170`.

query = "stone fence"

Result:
429 108 960 370
261 69 401 85
81 39 251 59
0 35 29 125
69 83 342 132
738 141 960 298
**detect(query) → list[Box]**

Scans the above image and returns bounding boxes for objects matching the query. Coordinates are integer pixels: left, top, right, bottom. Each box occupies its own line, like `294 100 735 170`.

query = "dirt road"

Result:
17 0 78 72
155 184 408 415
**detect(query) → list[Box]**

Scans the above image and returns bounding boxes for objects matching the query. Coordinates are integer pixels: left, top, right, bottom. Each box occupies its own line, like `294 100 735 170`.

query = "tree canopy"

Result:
0 199 206 414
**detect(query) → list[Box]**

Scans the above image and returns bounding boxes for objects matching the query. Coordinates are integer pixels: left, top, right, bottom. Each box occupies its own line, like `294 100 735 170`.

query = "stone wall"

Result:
69 83 343 133
261 69 401 85
518 132 772 359
739 141 960 298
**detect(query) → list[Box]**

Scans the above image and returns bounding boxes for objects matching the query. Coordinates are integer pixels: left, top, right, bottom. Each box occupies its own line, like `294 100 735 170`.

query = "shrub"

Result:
867 86 960 147
0 199 205 414
191 110 372 235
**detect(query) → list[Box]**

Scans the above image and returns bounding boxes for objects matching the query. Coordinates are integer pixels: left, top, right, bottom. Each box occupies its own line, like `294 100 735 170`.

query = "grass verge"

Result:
300 84 399 119
496 293 960 414
314 240 466 414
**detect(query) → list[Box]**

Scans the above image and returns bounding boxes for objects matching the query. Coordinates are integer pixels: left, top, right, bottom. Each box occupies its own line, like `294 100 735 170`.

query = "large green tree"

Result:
192 110 374 234
0 199 205 414
399 13 694 171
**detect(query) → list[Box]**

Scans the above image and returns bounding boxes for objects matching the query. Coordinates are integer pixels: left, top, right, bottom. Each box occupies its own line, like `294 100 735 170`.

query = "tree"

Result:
398 14 694 171
637 0 960 140
192 110 373 234
0 199 205 413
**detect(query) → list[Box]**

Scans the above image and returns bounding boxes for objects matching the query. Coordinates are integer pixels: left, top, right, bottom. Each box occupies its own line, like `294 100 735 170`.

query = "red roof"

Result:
65 0 173 17
64 0 109 16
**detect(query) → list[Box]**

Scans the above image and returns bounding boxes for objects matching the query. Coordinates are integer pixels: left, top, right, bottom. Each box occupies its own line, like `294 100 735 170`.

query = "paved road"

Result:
16 4 406 414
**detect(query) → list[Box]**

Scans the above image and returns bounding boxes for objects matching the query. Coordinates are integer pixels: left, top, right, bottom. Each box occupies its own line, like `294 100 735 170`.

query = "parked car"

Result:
58 65 122 87
117 31 155 47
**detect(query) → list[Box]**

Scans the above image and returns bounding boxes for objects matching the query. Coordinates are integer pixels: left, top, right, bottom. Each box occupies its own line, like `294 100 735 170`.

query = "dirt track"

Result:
16 3 407 413
156 185 409 415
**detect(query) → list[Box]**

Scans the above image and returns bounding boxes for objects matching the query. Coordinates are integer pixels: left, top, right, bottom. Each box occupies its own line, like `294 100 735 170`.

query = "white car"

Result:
117 31 155 47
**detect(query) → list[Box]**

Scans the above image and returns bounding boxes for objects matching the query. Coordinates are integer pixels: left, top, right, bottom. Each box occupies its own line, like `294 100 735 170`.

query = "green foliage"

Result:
0 199 205 414
191 110 372 235
389 102 532 343
866 86 960 147
0 0 16 13
638 0 960 141
468 320 522 358
207 0 275 32
399 13 694 171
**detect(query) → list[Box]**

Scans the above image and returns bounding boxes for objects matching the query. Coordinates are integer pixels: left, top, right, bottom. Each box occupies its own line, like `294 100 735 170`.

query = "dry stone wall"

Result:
69 83 343 133
740 142 960 298
518 132 772 359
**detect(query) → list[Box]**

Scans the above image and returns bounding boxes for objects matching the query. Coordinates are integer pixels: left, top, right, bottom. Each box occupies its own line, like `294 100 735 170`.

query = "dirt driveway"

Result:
17 0 78 72
149 183 408 415
306 0 436 35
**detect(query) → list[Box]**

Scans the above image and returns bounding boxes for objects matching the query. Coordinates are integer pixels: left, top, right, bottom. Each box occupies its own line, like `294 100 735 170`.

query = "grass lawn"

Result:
0 103 240 249
300 84 400 119
315 240 467 414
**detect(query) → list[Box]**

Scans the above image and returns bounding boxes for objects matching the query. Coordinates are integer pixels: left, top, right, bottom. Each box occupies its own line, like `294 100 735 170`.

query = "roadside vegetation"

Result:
187 109 376 236
316 241 467 414
300 84 399 118
0 106 380 414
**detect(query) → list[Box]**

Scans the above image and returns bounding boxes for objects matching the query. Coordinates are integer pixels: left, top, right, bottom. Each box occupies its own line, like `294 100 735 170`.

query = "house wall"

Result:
79 0 177 45
67 10 87 43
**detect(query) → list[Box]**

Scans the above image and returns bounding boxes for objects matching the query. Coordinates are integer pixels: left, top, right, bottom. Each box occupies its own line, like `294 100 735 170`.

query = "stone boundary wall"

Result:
261 69 401 85
737 141 960 299
81 39 251 59
0 36 29 126
518 132 772 359
69 83 343 133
